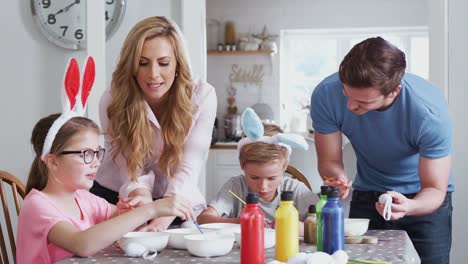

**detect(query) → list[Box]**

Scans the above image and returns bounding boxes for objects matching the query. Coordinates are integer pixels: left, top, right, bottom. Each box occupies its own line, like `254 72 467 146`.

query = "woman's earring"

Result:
175 71 179 78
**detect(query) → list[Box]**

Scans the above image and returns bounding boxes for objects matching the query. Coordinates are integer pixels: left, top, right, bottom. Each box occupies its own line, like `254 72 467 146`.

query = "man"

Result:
310 37 452 264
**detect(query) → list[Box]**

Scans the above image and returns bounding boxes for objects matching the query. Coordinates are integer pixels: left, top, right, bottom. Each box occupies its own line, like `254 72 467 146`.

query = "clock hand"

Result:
54 0 80 16
63 0 80 12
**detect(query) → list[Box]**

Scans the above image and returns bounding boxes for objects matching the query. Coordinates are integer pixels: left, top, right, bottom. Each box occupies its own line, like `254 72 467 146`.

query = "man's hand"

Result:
375 191 414 220
324 175 352 199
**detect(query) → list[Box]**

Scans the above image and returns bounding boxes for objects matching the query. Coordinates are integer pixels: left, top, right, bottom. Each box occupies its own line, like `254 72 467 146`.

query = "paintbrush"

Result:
228 189 247 205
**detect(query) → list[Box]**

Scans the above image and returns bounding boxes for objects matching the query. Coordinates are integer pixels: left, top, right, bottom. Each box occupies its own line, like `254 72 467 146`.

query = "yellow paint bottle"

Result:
275 191 299 262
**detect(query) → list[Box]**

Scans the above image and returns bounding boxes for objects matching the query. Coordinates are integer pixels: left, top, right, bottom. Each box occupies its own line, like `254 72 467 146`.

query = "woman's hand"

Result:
375 191 413 220
324 175 352 199
138 195 195 231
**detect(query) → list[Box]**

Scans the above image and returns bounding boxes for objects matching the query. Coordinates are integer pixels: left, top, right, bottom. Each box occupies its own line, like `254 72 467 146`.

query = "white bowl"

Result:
163 228 202 249
199 223 241 235
234 228 276 249
184 233 234 257
344 218 370 237
119 232 169 252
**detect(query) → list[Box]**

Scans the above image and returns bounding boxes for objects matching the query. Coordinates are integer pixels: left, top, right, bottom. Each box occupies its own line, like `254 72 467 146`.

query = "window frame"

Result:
279 26 429 131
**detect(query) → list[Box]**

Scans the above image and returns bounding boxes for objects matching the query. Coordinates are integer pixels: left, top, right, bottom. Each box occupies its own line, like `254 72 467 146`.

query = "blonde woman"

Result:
91 16 217 231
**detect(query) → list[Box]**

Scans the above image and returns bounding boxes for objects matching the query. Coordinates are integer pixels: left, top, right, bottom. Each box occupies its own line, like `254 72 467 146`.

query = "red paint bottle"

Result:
240 192 264 264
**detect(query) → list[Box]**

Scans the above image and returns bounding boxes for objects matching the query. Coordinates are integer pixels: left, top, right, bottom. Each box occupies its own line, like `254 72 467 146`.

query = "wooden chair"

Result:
0 171 26 264
285 165 313 191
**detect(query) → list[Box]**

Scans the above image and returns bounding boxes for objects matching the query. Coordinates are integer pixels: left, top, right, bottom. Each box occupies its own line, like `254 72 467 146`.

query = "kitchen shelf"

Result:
207 50 273 55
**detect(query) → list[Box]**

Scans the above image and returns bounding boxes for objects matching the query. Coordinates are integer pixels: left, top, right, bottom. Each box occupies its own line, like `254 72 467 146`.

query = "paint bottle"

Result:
316 185 331 251
240 192 264 264
304 204 317 244
275 191 299 262
322 189 345 254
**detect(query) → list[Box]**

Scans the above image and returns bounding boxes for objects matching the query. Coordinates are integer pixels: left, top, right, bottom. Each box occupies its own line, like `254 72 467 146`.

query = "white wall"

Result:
448 0 468 262
206 0 428 129
0 0 180 185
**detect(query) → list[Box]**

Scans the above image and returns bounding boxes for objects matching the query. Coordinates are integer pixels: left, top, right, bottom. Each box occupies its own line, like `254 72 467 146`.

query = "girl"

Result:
17 113 194 263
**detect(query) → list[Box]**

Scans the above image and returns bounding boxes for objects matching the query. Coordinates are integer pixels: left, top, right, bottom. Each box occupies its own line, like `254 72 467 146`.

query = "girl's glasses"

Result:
60 148 105 164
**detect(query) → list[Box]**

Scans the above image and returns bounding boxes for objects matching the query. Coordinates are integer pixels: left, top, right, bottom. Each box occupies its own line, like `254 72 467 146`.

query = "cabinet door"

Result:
207 166 243 202
205 149 242 202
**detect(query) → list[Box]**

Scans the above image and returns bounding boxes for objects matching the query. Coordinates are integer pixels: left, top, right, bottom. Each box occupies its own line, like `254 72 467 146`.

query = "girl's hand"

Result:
138 216 176 232
324 175 352 199
117 196 134 210
137 195 195 232
122 195 153 208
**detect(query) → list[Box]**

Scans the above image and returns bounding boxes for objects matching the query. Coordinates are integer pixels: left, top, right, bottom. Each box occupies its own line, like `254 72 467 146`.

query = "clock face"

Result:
31 0 126 50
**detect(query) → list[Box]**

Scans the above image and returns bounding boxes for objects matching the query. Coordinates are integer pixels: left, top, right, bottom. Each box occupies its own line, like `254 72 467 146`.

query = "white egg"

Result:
378 193 392 204
287 252 309 264
306 252 333 264
123 242 147 257
332 250 349 264
181 220 194 229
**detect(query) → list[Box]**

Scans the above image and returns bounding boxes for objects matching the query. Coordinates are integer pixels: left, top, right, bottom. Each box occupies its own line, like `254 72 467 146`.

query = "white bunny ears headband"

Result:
237 108 308 158
41 57 96 160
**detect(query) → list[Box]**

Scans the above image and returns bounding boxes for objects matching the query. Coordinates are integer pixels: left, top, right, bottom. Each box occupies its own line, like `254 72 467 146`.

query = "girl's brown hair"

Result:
107 16 193 180
339 36 406 96
238 124 288 168
26 114 99 194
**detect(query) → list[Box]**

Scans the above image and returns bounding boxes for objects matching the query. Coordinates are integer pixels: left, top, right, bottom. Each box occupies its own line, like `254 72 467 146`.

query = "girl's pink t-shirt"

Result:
17 189 112 263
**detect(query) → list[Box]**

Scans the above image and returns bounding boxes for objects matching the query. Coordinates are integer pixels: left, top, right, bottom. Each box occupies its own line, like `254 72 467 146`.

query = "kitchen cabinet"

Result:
205 146 243 202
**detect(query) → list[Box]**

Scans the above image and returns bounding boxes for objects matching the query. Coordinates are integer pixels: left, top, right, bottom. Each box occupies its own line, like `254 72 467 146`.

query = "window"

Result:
279 27 428 132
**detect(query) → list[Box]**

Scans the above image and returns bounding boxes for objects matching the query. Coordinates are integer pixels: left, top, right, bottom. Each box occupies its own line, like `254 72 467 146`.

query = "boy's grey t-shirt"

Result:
208 175 319 227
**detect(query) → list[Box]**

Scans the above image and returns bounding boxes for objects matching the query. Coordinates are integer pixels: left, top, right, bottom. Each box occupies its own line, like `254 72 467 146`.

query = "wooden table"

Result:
57 230 420 264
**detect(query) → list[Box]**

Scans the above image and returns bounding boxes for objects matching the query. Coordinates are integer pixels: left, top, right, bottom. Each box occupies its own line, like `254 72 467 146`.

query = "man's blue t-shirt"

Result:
310 72 453 194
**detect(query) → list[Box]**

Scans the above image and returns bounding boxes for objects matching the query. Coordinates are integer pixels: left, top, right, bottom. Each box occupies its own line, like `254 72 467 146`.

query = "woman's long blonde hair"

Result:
107 16 193 180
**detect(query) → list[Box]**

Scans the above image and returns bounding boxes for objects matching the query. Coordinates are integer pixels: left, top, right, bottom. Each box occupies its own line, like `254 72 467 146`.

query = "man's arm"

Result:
413 155 451 215
315 131 344 179
378 155 450 218
314 131 351 199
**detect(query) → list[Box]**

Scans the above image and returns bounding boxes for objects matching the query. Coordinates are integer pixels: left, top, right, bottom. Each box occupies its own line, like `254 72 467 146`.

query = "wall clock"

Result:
31 0 126 50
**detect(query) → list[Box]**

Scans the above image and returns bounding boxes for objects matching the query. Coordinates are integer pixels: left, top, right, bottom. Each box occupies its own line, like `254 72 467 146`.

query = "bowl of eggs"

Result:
344 218 370 237
119 232 169 252
233 228 276 249
199 223 241 235
163 228 203 249
184 233 234 257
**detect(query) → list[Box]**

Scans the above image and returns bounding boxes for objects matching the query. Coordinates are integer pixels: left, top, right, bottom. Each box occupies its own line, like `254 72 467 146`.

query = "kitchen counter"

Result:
210 142 238 149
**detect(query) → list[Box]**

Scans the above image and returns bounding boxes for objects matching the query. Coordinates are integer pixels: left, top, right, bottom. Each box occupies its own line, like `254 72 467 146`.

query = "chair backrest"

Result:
285 165 313 191
0 171 26 264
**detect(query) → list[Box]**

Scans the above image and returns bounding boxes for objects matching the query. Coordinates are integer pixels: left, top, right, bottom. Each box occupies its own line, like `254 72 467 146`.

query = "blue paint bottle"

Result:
322 189 344 254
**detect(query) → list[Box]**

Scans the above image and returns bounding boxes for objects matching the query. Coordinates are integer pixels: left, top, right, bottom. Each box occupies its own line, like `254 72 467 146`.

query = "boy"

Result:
197 108 318 235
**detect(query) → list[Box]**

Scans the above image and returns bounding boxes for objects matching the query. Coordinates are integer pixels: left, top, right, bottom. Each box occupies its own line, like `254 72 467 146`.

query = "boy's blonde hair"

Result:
238 124 288 168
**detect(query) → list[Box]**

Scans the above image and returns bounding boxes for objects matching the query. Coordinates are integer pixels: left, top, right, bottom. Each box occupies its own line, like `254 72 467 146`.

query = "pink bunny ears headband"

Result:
41 57 96 160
